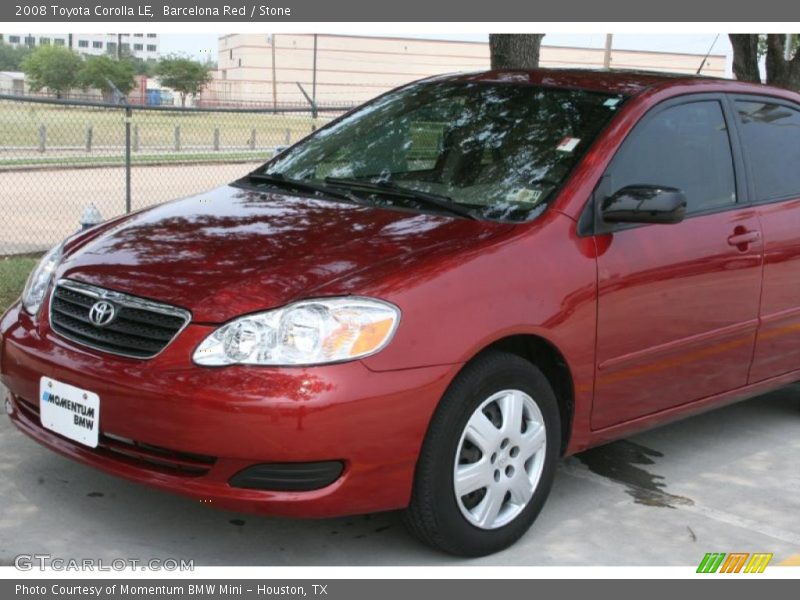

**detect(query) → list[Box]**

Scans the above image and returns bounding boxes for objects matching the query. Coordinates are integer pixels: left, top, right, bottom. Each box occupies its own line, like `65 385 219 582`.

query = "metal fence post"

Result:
125 106 132 214
0 93 356 255
174 125 181 151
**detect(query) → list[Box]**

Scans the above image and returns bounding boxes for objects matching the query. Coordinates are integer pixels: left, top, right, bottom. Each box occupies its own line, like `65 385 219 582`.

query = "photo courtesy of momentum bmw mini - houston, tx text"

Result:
4 65 800 557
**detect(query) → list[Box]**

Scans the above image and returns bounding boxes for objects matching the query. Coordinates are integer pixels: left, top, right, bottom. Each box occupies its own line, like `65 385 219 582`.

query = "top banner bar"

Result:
1 0 797 22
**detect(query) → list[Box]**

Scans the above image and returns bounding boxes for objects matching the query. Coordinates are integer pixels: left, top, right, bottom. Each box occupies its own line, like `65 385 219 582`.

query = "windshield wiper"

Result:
324 177 479 221
245 172 361 204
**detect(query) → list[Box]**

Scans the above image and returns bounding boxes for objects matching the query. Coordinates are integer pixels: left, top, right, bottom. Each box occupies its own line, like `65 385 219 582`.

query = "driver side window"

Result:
609 100 737 214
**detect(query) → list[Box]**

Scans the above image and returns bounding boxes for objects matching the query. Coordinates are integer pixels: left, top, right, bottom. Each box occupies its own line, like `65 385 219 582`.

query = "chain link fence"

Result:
0 95 354 255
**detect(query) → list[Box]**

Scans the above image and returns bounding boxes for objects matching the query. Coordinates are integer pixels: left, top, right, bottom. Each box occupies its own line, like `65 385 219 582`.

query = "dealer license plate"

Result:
39 376 99 448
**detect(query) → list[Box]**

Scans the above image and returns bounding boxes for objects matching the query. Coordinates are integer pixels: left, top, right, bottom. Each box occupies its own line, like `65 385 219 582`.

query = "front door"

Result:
591 97 763 429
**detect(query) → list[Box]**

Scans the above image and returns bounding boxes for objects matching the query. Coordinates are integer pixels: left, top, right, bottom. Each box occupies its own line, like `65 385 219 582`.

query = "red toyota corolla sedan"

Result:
3 69 800 556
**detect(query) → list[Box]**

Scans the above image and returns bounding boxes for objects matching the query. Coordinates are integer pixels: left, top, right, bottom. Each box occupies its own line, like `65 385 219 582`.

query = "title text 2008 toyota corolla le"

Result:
3 69 800 556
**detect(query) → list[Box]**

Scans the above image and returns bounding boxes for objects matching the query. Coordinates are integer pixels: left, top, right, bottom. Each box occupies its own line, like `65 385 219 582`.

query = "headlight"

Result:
193 297 400 366
22 242 64 315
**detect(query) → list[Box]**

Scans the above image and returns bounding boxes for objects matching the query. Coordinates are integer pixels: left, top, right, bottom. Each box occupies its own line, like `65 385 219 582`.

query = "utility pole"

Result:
603 34 613 68
117 33 122 59
312 34 318 110
271 34 278 110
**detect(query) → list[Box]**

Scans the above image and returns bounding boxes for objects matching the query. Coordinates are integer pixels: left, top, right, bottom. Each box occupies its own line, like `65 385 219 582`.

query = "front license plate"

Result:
39 376 99 448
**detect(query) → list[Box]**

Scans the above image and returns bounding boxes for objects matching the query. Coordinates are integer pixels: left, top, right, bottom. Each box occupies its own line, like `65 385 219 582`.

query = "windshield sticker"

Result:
556 137 581 153
506 188 544 205
604 97 622 108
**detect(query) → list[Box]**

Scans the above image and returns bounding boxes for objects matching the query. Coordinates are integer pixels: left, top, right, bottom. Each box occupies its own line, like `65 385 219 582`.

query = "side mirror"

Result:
601 185 687 225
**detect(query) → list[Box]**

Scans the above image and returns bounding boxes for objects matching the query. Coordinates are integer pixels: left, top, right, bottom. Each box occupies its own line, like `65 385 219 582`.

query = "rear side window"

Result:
736 100 800 202
609 100 737 214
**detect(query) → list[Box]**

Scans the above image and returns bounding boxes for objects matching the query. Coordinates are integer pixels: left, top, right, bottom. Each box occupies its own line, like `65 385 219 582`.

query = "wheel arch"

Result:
467 333 575 456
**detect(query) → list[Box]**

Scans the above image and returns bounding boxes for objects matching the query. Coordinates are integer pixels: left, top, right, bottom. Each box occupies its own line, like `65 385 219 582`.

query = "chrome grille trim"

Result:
49 279 191 359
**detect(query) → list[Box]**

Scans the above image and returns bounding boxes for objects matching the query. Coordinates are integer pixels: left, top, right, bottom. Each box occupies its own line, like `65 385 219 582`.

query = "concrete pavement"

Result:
1 383 798 566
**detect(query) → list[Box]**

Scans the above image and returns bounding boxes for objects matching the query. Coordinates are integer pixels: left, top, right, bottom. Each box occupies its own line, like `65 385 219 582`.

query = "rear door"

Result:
732 97 800 382
590 95 763 430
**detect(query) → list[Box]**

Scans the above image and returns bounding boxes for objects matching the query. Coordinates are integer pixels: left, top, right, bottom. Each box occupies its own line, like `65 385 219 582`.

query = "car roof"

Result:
434 68 735 97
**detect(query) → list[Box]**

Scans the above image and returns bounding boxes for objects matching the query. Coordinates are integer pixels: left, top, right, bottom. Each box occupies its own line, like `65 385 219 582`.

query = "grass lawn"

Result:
0 151 268 169
0 101 336 154
0 255 37 313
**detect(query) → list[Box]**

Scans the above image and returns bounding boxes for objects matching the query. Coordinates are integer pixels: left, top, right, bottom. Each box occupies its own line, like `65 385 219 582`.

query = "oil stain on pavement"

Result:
576 440 694 508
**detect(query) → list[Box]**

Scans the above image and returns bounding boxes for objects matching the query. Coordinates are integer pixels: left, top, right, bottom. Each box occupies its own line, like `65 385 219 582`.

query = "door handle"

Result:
727 230 761 247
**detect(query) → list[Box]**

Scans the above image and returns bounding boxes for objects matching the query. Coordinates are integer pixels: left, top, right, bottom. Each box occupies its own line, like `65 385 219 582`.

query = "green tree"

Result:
0 42 31 71
730 34 800 90
21 45 82 98
79 55 136 102
756 33 800 59
130 57 156 77
154 56 212 107
118 45 155 77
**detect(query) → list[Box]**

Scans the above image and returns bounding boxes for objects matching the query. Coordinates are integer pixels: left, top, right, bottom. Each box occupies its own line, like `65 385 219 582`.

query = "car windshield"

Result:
255 81 625 222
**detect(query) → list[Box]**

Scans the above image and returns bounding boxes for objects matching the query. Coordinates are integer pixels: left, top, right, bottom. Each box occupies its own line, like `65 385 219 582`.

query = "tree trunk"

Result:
765 34 800 91
489 34 544 70
729 34 761 83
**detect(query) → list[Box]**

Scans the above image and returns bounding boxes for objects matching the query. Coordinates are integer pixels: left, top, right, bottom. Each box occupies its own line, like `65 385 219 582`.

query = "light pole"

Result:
603 34 613 68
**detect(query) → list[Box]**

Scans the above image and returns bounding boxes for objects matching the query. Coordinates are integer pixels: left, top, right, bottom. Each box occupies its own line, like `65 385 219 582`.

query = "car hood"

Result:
59 185 510 323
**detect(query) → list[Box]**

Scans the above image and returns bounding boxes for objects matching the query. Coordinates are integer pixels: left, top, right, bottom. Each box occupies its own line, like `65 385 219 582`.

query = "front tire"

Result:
403 350 561 556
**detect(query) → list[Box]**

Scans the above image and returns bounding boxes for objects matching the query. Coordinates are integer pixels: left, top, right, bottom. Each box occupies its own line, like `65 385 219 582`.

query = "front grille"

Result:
14 395 216 477
49 279 190 359
101 432 216 476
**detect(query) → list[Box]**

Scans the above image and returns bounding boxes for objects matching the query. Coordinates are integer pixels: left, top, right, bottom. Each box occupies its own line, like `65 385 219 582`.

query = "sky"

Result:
160 33 732 62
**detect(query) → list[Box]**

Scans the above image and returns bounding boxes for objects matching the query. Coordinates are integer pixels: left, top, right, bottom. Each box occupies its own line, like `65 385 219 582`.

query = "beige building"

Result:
203 34 727 108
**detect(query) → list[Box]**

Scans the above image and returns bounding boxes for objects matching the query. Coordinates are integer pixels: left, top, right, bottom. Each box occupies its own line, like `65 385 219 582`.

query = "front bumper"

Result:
1 302 458 517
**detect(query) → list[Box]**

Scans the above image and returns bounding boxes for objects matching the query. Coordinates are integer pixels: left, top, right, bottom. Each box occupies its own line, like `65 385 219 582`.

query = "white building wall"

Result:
2 33 160 61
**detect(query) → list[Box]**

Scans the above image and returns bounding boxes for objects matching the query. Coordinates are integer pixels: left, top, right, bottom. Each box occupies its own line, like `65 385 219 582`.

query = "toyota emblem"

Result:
88 300 116 327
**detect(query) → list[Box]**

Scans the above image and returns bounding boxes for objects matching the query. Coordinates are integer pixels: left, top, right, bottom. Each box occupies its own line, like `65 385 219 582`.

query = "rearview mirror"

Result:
601 185 687 225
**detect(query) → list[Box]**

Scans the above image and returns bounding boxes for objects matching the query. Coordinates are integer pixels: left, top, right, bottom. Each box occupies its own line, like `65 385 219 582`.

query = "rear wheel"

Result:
404 351 561 556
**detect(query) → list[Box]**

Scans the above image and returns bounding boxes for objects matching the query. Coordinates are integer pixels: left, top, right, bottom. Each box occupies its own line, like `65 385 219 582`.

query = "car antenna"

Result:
696 34 720 75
